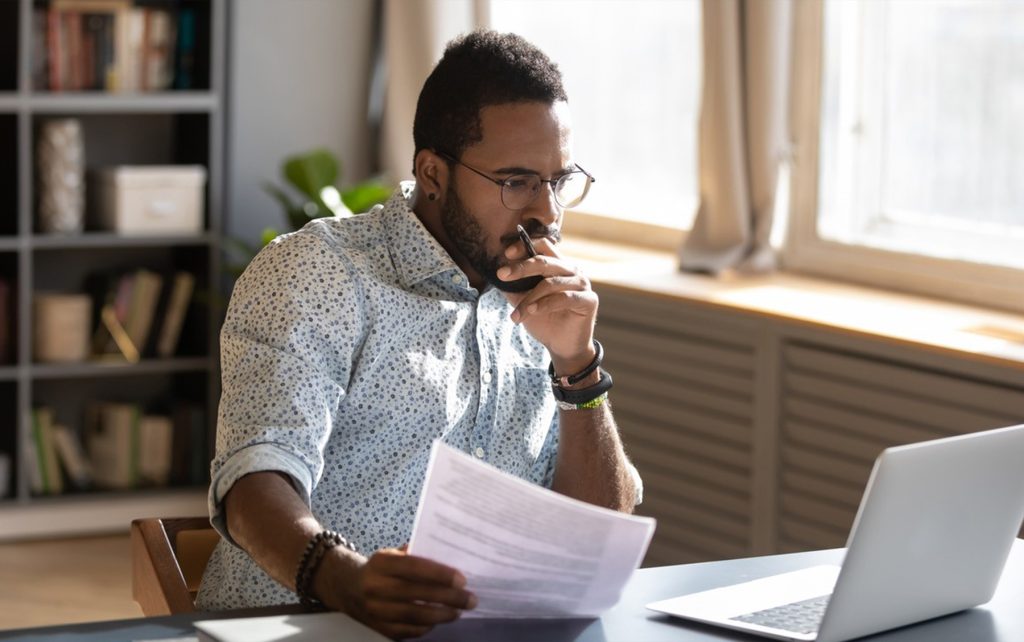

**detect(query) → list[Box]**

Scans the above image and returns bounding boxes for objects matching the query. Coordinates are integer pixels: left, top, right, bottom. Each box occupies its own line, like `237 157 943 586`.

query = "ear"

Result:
414 149 449 198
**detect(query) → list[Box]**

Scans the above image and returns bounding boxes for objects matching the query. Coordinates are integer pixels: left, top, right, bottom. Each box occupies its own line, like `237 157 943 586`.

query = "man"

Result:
197 30 641 639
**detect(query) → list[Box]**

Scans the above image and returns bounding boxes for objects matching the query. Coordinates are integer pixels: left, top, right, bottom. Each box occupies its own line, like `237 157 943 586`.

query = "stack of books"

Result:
89 268 195 362
25 401 209 495
33 0 197 92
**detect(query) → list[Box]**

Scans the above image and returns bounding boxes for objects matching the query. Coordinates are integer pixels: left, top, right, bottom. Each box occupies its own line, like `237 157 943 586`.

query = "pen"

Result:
516 225 538 258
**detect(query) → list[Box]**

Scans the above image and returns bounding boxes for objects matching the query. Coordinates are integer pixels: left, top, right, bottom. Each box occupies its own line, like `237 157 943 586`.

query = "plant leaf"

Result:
263 180 297 211
342 181 393 214
261 227 281 247
287 204 314 231
283 149 340 201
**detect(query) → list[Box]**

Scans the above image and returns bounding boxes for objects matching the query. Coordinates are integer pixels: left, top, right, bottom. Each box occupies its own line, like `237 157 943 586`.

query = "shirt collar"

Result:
383 181 463 287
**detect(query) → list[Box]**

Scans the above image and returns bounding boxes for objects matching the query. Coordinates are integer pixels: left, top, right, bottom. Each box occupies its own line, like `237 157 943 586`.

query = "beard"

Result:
440 182 557 293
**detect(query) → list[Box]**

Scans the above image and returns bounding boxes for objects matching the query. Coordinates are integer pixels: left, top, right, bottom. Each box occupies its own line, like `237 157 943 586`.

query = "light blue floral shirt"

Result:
196 183 565 609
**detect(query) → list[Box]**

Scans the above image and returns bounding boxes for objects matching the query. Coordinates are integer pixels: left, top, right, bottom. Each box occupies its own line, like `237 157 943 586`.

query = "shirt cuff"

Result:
208 442 314 548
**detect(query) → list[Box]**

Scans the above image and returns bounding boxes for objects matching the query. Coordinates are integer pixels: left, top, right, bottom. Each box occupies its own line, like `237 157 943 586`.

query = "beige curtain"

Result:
678 0 793 274
379 0 490 183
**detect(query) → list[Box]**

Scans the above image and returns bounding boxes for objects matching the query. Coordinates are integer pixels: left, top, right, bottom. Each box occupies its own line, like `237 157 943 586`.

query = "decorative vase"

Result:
37 118 85 234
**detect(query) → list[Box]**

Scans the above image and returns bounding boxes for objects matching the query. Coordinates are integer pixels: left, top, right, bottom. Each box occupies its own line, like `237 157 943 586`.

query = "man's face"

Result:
439 101 574 292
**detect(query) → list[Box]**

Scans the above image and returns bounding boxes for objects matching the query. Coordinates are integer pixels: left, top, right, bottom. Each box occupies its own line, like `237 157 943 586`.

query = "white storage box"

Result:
94 165 206 235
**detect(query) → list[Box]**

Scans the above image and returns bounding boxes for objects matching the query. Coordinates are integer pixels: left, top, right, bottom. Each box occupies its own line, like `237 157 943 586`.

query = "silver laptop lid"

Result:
818 423 1024 642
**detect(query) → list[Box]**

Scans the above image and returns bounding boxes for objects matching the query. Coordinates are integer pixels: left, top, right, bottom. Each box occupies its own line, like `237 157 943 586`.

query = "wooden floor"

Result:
0 534 143 631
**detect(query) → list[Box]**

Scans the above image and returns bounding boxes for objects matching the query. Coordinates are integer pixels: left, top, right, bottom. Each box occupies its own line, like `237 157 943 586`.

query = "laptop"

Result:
647 423 1024 642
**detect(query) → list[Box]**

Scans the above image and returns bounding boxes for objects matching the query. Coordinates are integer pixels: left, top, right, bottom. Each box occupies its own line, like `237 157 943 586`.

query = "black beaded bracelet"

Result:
295 530 357 607
549 339 604 388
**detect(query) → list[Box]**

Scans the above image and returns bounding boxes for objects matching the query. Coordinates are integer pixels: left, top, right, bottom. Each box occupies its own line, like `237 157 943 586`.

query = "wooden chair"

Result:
131 516 221 615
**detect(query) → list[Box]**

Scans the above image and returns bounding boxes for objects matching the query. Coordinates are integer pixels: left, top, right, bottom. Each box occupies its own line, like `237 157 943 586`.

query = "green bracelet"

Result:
556 391 609 411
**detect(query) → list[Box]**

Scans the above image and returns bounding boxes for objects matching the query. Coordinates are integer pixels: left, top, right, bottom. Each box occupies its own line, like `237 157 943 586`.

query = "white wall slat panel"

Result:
786 345 1024 412
613 402 750 447
779 341 1024 552
786 373 1013 432
785 397 947 446
595 286 759 566
625 438 750 496
612 369 752 421
638 467 750 518
591 285 1024 562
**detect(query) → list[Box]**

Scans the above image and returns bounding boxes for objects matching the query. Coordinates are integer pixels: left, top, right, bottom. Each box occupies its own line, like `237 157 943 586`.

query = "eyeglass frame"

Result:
436 150 596 211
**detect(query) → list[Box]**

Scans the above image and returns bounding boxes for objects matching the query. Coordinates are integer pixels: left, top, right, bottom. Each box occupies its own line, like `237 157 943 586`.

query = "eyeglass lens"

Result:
501 173 591 210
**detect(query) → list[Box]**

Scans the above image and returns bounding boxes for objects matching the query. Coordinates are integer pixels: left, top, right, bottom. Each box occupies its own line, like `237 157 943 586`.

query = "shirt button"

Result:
482 371 492 384
474 447 485 459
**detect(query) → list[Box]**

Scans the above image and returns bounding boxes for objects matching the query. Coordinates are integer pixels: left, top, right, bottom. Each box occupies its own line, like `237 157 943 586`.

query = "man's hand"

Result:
318 546 477 639
497 238 598 377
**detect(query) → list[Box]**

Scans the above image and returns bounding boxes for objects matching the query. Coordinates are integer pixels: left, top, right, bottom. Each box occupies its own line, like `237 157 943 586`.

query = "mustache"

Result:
502 224 562 247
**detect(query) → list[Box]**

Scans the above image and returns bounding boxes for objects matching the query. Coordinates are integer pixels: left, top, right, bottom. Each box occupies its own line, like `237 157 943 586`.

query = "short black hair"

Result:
413 30 568 172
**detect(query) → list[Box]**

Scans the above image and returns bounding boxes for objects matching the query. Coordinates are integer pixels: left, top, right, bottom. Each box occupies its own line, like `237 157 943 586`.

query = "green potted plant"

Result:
227 148 393 276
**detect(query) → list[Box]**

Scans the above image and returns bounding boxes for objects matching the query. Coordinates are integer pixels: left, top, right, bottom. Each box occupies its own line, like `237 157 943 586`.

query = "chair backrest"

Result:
131 516 220 616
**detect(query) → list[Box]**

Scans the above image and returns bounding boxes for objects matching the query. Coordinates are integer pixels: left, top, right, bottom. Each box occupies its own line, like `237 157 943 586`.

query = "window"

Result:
489 0 702 230
788 0 1024 310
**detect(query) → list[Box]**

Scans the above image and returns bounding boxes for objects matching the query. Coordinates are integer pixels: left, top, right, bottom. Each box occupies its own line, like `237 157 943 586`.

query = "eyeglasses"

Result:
438 151 596 211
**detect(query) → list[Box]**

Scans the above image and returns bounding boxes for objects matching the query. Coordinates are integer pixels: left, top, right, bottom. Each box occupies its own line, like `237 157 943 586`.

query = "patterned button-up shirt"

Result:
196 183 563 609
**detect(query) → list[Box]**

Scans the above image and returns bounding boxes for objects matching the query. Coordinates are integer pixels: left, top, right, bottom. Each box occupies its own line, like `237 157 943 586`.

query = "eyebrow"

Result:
492 163 577 177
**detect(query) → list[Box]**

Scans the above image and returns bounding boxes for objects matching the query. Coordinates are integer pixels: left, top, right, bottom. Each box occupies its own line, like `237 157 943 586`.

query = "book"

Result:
86 402 140 490
66 11 82 90
138 414 173 486
124 269 163 354
46 8 62 91
156 271 195 358
31 8 48 90
88 268 164 361
88 270 135 360
22 429 44 496
141 9 176 91
47 0 141 92
32 408 63 495
52 425 94 489
174 8 196 90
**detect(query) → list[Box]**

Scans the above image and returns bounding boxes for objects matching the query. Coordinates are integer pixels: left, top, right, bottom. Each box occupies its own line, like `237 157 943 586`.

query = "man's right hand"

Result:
317 546 477 639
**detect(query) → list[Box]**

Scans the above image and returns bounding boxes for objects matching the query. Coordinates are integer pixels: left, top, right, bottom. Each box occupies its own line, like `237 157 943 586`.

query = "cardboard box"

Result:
94 165 206 234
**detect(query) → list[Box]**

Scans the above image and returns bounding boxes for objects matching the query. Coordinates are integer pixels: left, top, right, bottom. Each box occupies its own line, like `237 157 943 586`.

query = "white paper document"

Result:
408 441 656 618
193 612 389 642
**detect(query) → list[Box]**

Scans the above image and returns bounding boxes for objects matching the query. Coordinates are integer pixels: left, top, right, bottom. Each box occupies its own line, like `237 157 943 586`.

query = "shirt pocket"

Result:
513 366 557 465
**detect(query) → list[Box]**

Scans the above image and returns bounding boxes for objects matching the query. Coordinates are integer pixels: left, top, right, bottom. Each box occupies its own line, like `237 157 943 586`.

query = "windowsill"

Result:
562 235 1024 370
562 209 685 252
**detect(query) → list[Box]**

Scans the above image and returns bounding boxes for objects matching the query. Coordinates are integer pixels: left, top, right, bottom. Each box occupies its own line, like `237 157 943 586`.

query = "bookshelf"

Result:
0 0 226 539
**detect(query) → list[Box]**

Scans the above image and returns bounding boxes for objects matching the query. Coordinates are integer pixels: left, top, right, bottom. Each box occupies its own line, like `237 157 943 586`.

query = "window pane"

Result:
818 0 1024 268
490 0 701 229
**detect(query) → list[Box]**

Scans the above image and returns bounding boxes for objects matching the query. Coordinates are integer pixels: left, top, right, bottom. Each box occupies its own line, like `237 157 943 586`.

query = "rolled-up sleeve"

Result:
208 232 364 545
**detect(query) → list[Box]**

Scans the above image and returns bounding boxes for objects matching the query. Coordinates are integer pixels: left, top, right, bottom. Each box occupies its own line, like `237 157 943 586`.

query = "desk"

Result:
5 540 1022 641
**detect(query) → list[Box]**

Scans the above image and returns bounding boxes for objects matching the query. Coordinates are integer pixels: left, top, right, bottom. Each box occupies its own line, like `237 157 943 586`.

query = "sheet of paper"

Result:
408 441 656 618
193 613 389 642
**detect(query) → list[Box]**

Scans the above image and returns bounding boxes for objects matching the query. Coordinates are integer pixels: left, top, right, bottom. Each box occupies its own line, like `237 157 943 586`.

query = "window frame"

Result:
784 0 1024 314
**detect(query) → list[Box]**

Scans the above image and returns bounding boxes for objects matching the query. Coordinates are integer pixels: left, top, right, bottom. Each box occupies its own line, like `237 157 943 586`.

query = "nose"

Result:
527 182 561 228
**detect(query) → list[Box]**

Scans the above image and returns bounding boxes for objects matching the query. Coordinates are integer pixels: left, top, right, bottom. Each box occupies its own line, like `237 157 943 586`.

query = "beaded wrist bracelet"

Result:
295 530 357 607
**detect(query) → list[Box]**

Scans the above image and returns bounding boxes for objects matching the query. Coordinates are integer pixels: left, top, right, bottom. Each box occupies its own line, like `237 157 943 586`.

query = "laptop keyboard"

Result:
731 594 831 635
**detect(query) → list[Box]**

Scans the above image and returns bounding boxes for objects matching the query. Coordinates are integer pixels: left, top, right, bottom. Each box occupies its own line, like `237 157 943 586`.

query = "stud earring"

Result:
428 193 436 201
